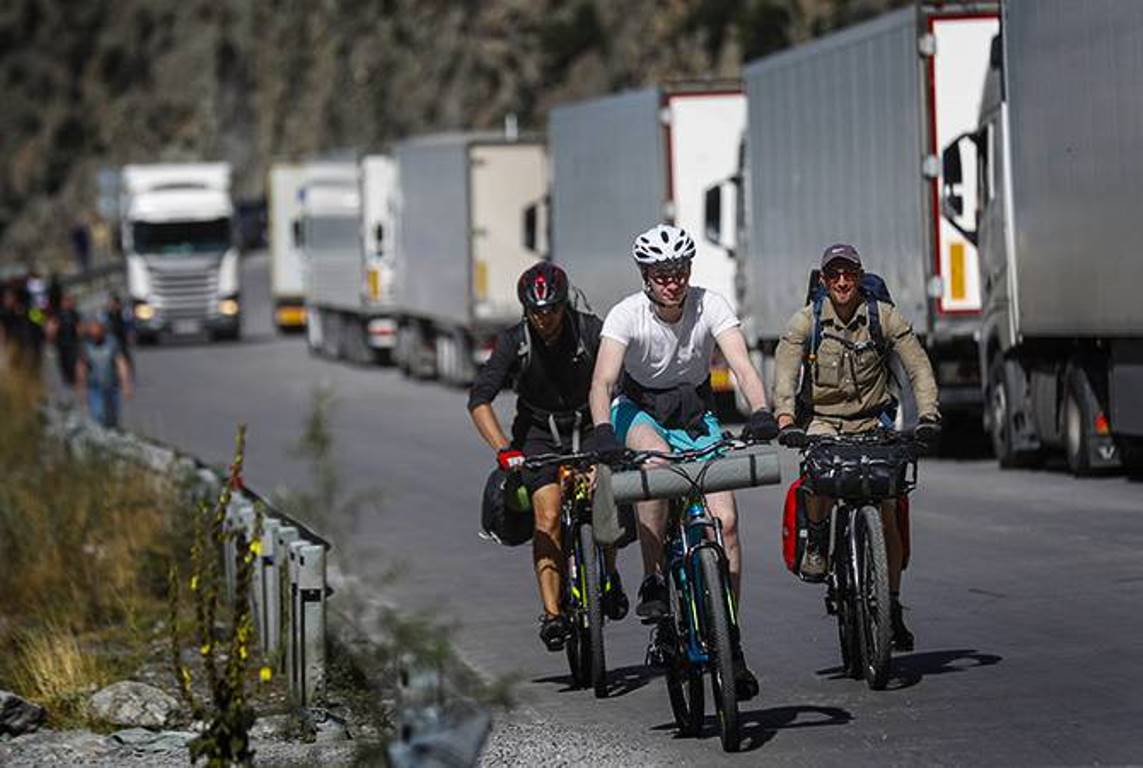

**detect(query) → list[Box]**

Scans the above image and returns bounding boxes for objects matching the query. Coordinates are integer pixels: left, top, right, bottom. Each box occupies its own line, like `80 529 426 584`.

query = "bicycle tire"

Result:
834 511 861 680
856 506 892 690
699 547 741 752
665 568 704 736
564 526 587 688
579 523 608 698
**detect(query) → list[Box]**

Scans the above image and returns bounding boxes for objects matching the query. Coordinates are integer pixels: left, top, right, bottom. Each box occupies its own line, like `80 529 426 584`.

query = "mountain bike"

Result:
796 429 920 690
611 437 780 752
522 452 614 698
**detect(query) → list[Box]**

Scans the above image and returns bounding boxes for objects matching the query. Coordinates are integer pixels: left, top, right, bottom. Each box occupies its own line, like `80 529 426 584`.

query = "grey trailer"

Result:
743 3 998 423
393 132 547 384
941 0 1143 473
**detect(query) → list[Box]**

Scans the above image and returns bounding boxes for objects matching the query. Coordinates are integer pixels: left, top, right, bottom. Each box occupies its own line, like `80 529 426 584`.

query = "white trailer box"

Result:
941 0 1143 472
120 163 241 341
549 83 746 405
742 3 997 420
268 164 306 331
394 133 546 383
299 156 399 364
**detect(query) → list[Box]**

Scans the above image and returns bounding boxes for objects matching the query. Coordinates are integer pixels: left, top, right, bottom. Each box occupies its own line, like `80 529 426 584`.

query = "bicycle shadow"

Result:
530 664 659 697
815 648 1003 690
650 704 853 752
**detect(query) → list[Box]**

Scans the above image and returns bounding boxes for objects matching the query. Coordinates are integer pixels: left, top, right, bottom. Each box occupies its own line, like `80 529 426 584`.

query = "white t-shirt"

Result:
601 287 740 389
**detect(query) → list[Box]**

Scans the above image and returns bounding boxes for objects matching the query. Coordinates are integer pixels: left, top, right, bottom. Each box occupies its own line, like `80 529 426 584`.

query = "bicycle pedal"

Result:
824 595 838 616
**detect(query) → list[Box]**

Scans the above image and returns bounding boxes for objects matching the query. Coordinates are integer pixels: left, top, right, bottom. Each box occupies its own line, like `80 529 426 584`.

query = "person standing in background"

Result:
50 293 82 388
76 314 132 428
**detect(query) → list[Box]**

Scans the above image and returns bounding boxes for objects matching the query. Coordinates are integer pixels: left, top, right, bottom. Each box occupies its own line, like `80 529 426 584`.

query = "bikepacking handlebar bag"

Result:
481 468 534 546
802 443 913 499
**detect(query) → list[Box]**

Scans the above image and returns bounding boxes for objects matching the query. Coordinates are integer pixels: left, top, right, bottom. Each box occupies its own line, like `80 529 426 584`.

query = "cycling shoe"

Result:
539 613 572 652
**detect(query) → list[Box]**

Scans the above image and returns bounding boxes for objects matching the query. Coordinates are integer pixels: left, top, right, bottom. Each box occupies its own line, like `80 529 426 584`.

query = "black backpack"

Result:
796 269 895 422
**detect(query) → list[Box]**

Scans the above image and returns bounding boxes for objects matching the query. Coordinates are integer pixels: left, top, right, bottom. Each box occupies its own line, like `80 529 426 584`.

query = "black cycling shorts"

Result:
514 422 592 495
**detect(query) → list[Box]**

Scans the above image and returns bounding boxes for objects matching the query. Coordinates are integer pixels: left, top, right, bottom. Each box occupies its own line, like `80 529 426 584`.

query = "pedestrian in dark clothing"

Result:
106 293 134 371
53 294 82 386
10 287 44 378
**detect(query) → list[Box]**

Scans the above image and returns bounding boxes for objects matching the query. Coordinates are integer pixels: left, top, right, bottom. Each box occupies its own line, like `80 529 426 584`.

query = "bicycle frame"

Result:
561 467 604 608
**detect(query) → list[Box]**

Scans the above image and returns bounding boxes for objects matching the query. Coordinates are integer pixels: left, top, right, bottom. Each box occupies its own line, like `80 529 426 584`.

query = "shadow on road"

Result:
814 648 1002 691
651 704 853 752
531 663 660 697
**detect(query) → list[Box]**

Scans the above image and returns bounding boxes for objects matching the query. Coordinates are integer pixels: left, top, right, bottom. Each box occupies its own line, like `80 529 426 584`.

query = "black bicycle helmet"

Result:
517 262 569 310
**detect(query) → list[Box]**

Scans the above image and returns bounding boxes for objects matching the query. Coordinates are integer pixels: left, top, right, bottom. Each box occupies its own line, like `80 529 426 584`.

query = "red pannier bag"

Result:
782 477 809 576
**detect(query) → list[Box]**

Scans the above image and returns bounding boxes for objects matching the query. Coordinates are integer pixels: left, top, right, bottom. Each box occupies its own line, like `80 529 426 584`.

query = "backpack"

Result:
796 269 895 423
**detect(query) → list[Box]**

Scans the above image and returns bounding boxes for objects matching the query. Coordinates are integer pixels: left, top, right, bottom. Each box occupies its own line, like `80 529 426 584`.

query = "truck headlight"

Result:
135 303 156 321
219 298 240 317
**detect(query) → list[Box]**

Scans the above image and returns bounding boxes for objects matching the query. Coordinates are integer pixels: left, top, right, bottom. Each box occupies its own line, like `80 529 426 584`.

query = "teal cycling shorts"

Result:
611 396 724 455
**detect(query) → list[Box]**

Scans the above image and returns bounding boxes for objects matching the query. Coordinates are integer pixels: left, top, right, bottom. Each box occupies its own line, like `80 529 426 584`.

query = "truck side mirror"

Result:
523 203 538 253
374 223 385 246
704 185 722 244
292 219 304 248
940 133 978 246
989 33 1002 71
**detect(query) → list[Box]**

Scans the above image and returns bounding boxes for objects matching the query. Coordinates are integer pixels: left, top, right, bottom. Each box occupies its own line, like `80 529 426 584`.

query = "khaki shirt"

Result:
773 299 939 426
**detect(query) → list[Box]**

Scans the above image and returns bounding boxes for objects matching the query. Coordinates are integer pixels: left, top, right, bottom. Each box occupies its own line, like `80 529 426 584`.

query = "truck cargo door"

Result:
667 92 746 312
929 14 999 315
469 144 548 321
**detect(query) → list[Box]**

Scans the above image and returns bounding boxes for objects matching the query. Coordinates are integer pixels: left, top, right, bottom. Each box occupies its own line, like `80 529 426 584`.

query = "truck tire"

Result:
1064 371 1094 476
988 357 1040 469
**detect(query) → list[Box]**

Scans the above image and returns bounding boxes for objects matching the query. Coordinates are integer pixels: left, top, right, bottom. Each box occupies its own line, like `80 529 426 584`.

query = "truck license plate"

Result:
173 319 202 335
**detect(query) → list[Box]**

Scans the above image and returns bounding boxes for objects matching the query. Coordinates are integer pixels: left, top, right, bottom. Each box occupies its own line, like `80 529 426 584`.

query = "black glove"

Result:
777 426 809 449
914 416 942 447
741 408 779 442
586 423 623 459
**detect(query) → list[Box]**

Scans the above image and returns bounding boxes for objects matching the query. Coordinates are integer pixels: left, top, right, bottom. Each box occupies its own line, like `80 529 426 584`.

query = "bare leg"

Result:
879 499 903 593
625 423 670 579
532 483 563 616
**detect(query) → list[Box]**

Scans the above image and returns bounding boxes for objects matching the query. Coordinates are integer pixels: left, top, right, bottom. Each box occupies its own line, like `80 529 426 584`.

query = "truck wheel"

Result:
988 357 1039 469
1064 373 1094 476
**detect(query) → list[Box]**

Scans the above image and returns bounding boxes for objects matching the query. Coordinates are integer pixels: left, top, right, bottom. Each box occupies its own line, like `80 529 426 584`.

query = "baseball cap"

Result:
821 243 862 270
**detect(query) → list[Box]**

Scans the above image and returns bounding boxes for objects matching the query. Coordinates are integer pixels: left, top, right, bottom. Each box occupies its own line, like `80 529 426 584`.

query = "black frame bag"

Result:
481 468 534 546
802 442 916 500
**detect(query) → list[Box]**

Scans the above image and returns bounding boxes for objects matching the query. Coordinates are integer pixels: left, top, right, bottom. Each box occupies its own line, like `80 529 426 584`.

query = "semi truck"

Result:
267 164 306 332
548 82 746 410
392 132 547 384
731 2 998 426
120 163 241 341
299 156 399 364
940 0 1143 473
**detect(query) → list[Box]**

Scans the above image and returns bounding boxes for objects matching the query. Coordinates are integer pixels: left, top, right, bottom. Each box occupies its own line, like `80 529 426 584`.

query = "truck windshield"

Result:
133 219 232 255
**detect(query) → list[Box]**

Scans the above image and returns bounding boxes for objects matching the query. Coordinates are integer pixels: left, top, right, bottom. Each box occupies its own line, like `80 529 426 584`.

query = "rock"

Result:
0 729 115 762
89 682 179 729
312 710 350 743
250 714 292 741
0 690 46 736
112 727 195 753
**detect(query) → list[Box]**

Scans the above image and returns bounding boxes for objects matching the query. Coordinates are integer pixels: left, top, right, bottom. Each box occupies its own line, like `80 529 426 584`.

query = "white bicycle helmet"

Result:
632 224 696 267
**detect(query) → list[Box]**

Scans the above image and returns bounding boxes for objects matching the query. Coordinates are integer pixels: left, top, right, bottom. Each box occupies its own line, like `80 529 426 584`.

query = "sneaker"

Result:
644 620 675 668
635 574 668 621
603 571 629 621
539 613 572 652
732 648 760 701
799 547 827 580
891 599 914 652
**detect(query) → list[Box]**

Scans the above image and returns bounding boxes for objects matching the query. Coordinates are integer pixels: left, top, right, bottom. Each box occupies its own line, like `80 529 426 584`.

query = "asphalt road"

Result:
121 254 1143 766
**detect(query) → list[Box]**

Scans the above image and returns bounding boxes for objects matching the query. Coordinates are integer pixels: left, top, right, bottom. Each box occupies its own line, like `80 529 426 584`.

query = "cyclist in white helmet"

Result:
587 223 779 700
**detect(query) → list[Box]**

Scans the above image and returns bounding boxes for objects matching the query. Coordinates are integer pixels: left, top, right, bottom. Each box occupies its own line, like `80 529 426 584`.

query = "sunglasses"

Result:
647 266 691 286
823 266 861 282
527 304 563 319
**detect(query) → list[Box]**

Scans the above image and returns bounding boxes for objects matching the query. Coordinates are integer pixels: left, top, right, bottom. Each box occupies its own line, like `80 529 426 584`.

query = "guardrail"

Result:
42 406 332 706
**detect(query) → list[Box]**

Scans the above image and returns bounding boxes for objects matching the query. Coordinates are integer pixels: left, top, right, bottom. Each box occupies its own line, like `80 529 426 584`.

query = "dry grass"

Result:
0 372 185 725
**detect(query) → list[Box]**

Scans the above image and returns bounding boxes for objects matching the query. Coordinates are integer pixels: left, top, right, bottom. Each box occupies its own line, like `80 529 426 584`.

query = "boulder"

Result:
89 681 179 729
112 727 196 753
0 690 46 736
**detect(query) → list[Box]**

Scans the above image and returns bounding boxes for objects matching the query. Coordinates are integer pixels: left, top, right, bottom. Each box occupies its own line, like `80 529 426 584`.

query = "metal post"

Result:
288 541 326 705
287 540 304 699
259 518 281 656
233 499 260 632
275 526 299 674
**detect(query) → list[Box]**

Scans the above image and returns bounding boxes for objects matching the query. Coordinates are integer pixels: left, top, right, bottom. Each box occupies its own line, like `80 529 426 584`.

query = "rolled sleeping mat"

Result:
610 445 781 504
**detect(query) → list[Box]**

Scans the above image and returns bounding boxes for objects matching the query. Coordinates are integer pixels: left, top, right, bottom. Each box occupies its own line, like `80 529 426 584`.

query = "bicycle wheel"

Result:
564 529 587 688
698 547 740 752
856 505 892 690
665 568 704 736
834 512 862 679
578 523 608 698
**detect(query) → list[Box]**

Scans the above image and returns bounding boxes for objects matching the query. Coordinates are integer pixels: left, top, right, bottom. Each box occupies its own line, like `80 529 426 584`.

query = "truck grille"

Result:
148 259 220 318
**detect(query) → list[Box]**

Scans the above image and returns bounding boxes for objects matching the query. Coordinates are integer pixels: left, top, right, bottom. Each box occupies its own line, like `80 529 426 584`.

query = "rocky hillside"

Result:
0 0 905 269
